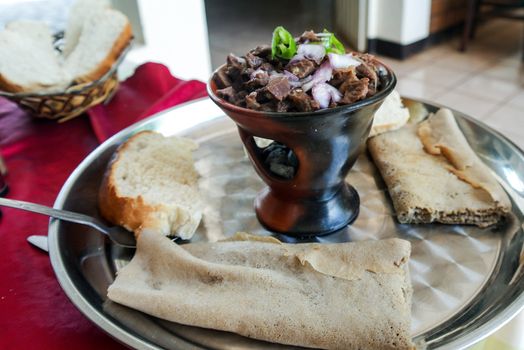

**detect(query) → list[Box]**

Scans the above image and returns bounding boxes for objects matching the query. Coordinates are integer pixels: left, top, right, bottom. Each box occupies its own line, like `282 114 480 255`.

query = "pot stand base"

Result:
254 183 360 237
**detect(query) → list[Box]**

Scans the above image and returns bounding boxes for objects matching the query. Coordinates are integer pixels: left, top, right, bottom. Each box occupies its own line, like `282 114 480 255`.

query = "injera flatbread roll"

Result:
108 231 414 350
368 108 511 227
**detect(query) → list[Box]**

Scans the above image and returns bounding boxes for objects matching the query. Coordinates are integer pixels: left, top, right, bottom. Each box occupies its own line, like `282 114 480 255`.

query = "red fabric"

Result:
88 63 206 142
0 63 207 349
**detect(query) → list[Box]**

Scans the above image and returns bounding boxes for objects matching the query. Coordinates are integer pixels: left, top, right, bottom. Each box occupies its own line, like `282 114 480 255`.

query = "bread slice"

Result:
6 20 56 47
403 99 429 125
64 8 132 83
370 90 410 137
368 108 511 227
0 21 70 92
98 131 203 239
109 231 414 349
62 0 110 57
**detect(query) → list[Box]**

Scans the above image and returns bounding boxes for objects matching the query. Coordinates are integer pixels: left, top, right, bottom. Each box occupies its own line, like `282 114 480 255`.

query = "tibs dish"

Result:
213 27 386 112
209 26 396 235
99 27 514 350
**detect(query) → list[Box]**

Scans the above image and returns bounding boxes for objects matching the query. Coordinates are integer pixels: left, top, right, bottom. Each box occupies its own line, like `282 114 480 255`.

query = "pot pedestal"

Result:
254 183 360 236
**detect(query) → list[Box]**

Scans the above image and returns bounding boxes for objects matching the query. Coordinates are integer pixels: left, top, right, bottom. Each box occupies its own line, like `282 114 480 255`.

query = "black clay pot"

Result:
208 61 396 237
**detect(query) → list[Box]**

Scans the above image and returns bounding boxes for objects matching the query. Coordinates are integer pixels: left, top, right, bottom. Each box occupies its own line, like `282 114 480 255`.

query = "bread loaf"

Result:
370 90 410 137
368 108 511 227
98 131 203 239
0 1 131 93
64 7 132 83
62 0 110 57
108 231 414 349
0 20 70 92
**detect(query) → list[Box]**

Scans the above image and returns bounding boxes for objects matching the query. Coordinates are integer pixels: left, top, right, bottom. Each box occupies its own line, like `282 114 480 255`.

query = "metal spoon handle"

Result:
0 197 109 234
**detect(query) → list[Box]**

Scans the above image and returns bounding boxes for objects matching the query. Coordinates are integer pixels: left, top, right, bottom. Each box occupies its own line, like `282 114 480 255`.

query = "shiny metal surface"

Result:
0 197 136 248
49 97 524 350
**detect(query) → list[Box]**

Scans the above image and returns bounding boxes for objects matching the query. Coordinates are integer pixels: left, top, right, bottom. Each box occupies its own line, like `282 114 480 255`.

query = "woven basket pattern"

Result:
4 73 118 123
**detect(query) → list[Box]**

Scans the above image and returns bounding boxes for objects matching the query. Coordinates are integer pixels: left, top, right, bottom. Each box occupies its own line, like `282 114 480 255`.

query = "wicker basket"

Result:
0 43 131 123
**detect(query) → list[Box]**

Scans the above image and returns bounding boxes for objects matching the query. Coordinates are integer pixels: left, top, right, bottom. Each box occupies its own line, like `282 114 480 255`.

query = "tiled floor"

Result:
379 20 523 147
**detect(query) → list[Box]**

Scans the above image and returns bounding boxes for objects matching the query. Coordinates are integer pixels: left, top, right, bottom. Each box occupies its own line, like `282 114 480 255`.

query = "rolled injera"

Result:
108 231 414 349
368 108 511 227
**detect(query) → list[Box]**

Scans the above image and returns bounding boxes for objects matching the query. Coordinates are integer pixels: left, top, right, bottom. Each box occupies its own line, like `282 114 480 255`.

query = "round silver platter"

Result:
48 97 524 350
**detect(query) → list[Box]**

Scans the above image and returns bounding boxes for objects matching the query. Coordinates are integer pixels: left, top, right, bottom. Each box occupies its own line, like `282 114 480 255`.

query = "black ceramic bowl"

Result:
208 60 396 237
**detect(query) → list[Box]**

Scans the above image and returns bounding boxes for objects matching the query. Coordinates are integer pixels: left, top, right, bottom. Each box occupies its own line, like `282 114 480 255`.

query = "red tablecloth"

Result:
0 63 207 350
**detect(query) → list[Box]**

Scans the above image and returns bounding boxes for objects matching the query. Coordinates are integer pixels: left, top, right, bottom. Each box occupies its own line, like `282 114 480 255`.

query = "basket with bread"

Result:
0 0 132 122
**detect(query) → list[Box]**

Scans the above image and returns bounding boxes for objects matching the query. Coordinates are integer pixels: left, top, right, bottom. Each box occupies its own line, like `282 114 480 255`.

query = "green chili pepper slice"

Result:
271 26 297 59
322 29 345 54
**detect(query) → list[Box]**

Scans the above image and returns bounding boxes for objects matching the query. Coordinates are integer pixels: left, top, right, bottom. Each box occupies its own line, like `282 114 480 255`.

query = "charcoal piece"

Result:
264 144 288 164
262 143 298 179
269 163 295 179
287 150 298 168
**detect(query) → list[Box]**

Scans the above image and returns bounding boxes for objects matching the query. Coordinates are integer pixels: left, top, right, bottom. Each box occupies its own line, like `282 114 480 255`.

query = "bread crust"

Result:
0 74 25 93
74 21 132 83
98 131 160 237
370 121 405 137
98 130 202 238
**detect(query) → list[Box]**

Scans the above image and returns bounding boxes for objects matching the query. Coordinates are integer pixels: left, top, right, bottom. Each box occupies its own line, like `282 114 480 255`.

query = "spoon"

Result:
0 197 136 248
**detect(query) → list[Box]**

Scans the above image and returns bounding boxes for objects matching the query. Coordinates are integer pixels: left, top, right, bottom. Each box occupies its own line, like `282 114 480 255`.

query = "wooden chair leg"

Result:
461 0 479 51
470 0 482 39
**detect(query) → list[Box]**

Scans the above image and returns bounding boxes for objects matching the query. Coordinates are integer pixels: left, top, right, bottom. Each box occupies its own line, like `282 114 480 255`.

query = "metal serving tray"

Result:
48 97 524 350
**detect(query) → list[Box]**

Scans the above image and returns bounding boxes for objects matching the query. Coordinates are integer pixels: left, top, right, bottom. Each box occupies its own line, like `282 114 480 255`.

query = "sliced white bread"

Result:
6 20 56 47
98 131 203 239
0 21 70 93
62 0 110 57
64 8 132 83
369 90 410 137
404 99 429 124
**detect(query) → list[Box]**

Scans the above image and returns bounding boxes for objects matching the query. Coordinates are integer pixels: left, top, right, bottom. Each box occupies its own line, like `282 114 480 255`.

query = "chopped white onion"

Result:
327 84 342 103
299 44 326 63
250 68 267 79
283 70 299 82
301 61 333 92
286 75 312 88
312 84 331 109
312 83 342 109
290 44 326 64
328 53 361 69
